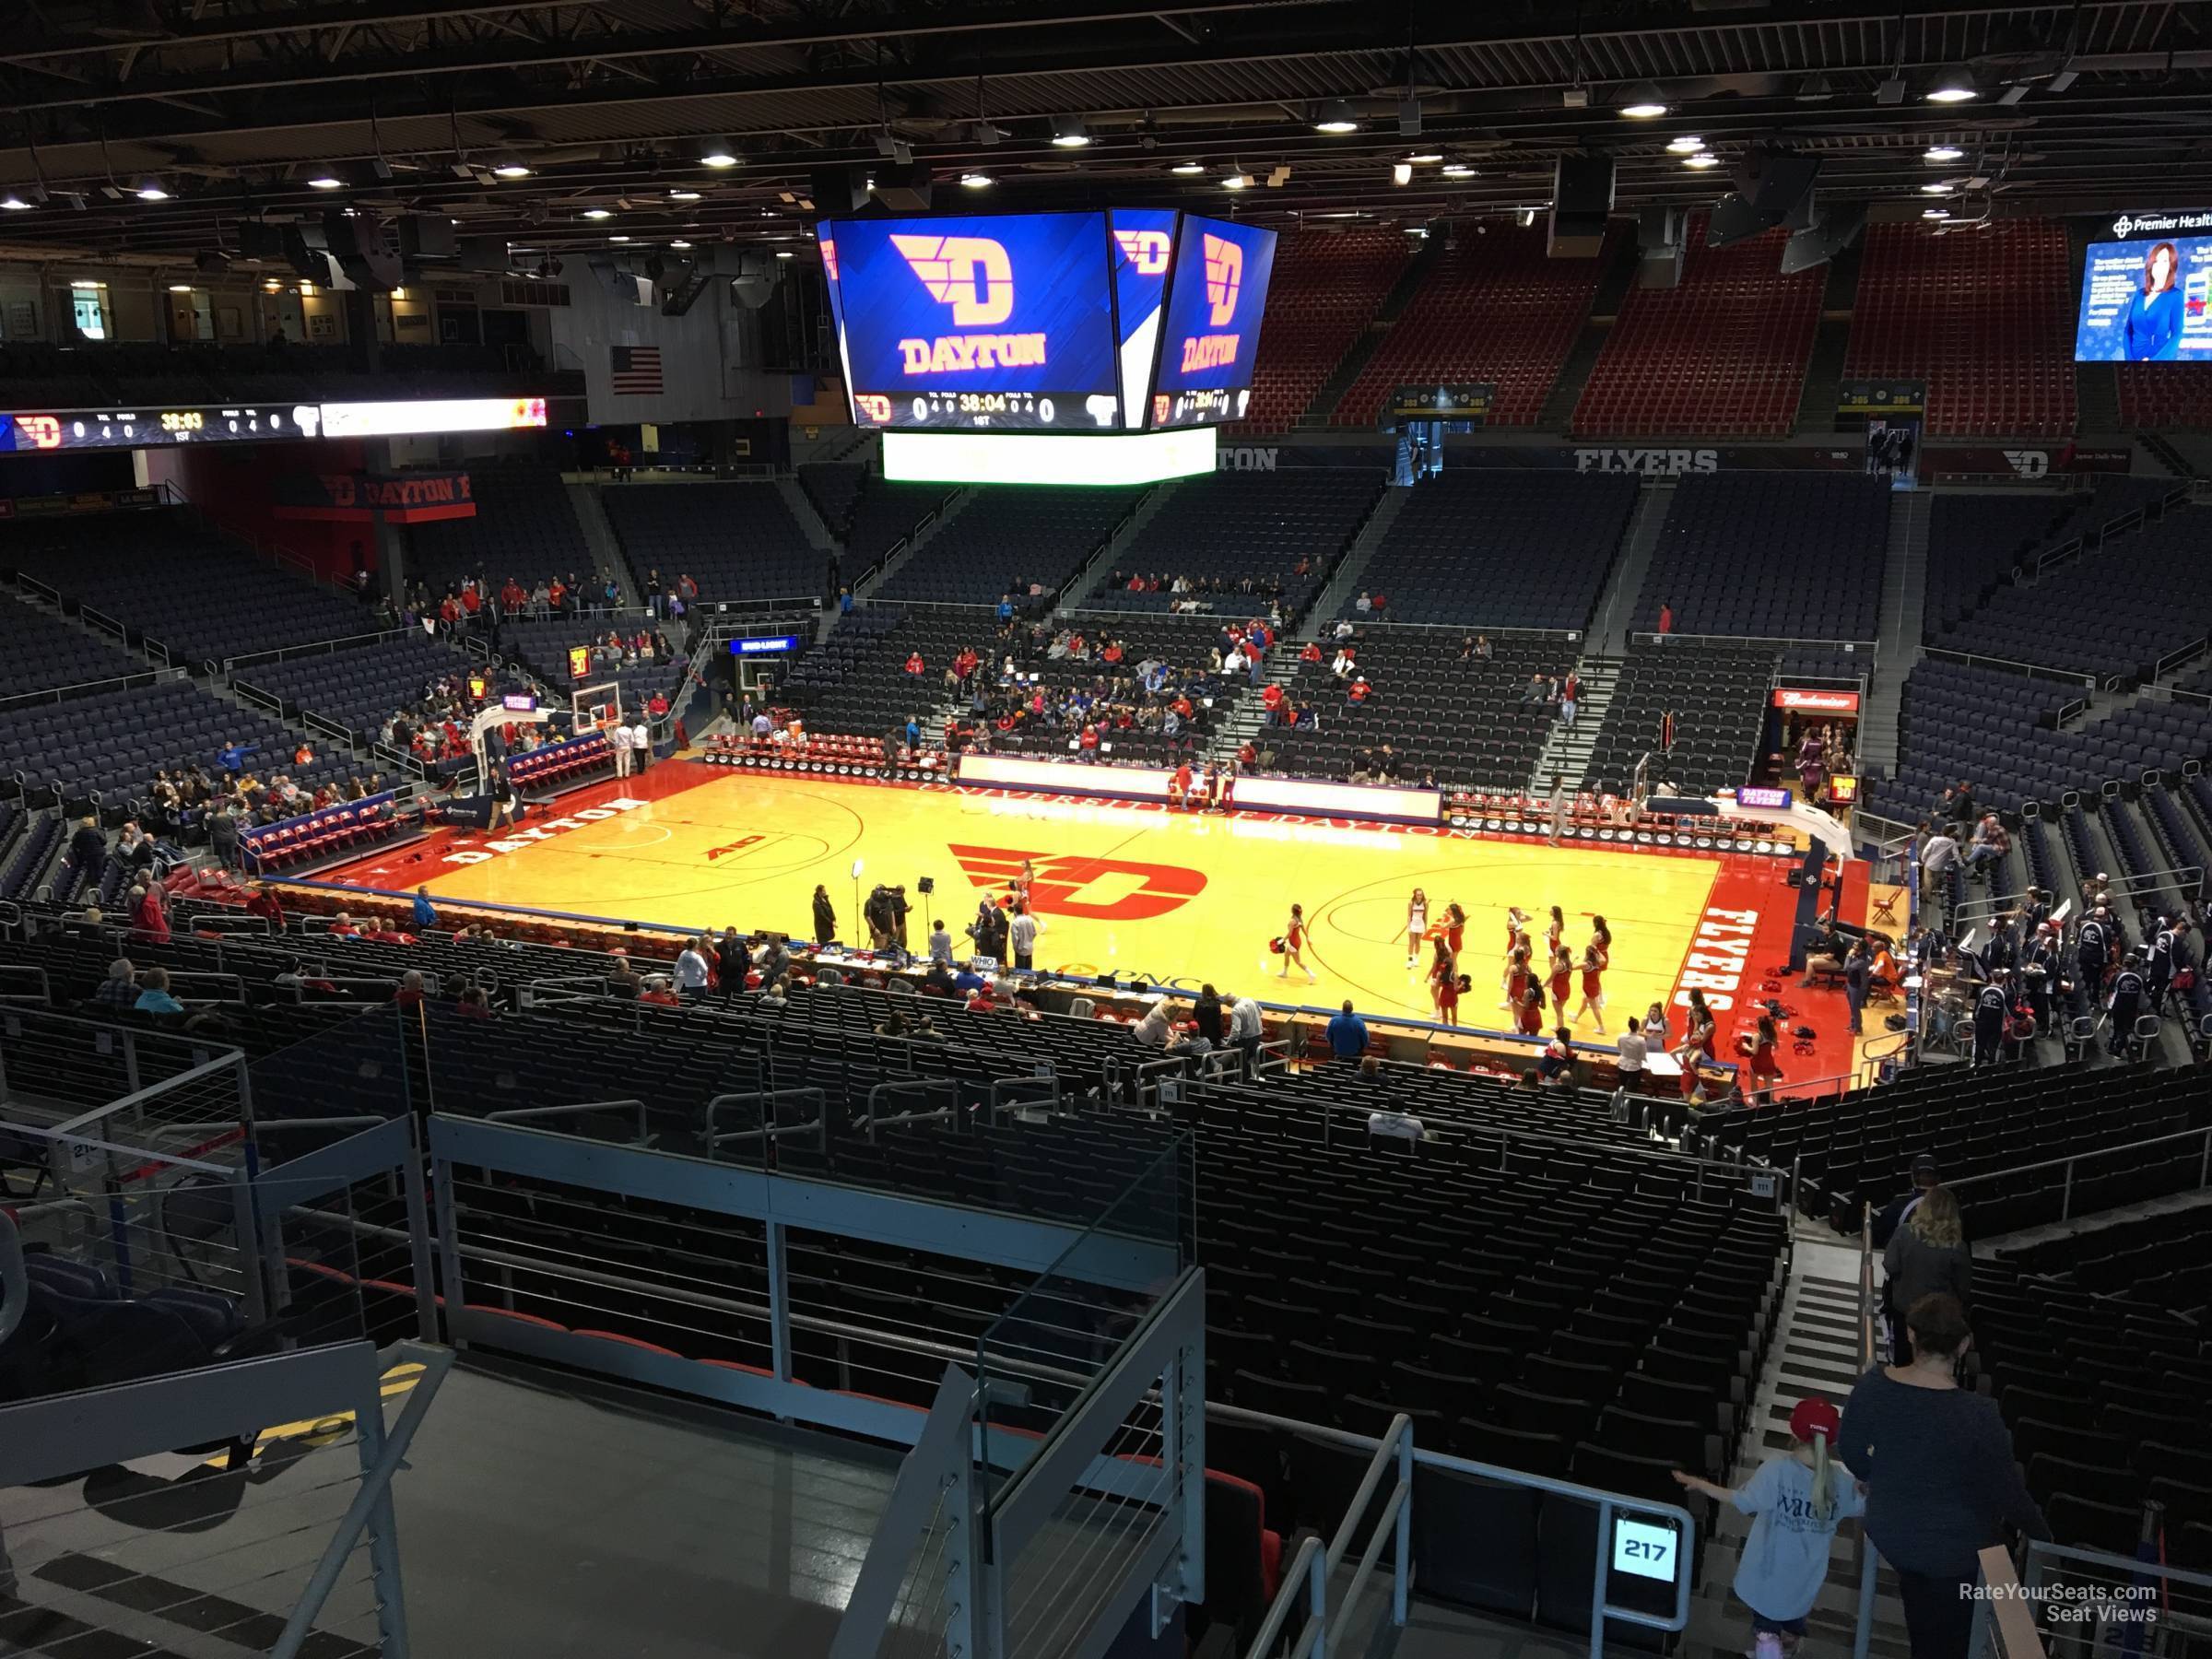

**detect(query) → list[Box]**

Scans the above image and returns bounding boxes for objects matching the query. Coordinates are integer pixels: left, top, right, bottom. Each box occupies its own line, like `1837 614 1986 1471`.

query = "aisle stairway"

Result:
854 488 973 602
1861 490 1928 780
1588 481 1673 656
563 482 638 607
1299 484 1410 639
1525 657 1619 792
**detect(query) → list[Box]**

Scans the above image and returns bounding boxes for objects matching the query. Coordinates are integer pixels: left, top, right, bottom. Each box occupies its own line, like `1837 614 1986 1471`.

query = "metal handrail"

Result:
485 1099 652 1141
0 1210 26 1346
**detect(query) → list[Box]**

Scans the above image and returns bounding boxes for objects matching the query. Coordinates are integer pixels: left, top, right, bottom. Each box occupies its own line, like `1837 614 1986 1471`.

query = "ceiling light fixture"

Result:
1618 83 1670 118
776 250 794 260
1682 152 1720 169
1051 114 1092 147
69 278 102 289
1313 100 1360 135
959 171 993 189
307 172 345 190
1666 134 1706 154
1391 161 1414 185
700 139 741 168
491 160 533 179
1922 206 1951 219
0 194 31 211
1405 152 1443 165
168 282 194 292
583 206 613 219
609 234 630 242
1171 160 1205 175
1924 66 1979 103
669 239 692 248
1920 181 1955 194
135 177 170 201
668 188 701 201
1924 144 1965 162
1222 172 1253 190
1441 162 1476 178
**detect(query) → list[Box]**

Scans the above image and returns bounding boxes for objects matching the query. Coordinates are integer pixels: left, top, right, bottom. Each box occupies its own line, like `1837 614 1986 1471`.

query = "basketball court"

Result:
324 760 1853 1077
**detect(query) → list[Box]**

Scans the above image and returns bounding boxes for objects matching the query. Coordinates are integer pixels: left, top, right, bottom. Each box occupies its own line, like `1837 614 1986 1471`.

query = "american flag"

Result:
610 345 664 395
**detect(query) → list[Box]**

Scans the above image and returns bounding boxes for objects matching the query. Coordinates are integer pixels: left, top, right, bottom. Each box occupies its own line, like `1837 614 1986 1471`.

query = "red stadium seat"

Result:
1845 218 2077 437
1231 229 1415 433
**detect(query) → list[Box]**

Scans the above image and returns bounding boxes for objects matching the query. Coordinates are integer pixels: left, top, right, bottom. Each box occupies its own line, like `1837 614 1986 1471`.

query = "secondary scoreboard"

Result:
818 209 1277 435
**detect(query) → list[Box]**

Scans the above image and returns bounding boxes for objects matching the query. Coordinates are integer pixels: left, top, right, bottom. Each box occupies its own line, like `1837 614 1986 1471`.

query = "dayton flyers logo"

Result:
951 844 1207 922
1113 229 1172 276
891 233 1015 325
1202 233 1243 325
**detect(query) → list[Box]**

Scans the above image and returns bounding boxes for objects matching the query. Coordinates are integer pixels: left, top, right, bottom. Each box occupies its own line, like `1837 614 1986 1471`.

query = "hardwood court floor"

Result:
335 762 1744 1028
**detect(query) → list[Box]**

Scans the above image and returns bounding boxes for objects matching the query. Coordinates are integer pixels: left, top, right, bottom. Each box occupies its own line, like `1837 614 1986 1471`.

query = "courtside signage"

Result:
1772 688 1861 712
730 635 801 655
441 796 645 864
1151 216 1277 429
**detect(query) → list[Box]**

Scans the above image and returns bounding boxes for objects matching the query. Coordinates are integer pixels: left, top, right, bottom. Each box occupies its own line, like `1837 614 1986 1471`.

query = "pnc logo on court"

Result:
892 233 1016 324
950 844 1207 923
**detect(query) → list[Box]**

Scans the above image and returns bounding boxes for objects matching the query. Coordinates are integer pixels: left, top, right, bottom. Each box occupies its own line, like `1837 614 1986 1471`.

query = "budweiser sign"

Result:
1772 688 1860 713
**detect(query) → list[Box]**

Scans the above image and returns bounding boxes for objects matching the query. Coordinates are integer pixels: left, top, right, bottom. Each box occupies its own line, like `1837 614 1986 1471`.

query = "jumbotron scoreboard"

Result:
818 207 1277 484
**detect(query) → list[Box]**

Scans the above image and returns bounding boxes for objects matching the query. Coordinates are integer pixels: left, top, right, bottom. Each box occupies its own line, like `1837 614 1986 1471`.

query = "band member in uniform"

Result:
2106 953 2147 1057
1971 974 2010 1067
2075 906 2112 998
2147 913 2179 1015
2022 923 2060 1037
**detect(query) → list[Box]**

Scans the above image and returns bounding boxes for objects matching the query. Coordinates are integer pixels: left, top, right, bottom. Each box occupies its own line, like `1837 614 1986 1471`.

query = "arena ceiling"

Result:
0 0 2206 266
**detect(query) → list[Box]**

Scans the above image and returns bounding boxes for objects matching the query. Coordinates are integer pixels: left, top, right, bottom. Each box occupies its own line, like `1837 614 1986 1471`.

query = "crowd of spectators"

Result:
367 566 685 641
1101 564 1296 615
908 611 1279 760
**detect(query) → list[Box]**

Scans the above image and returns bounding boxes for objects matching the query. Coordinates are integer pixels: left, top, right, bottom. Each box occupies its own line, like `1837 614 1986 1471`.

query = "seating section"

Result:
406 461 594 593
1996 1208 2212 1325
1630 473 1888 642
0 512 370 665
2117 363 2212 429
982 613 1253 767
1922 492 2087 641
1343 472 1639 631
1931 503 2210 679
1571 217 1821 439
1702 1065 2212 1230
0 679 365 805
1844 220 2076 437
1971 1260 2212 1560
233 634 476 742
1337 224 1617 429
1236 229 1414 433
500 618 696 712
1583 644 1778 798
874 487 1144 609
1864 658 2212 820
1257 632 1570 792
0 591 146 697
798 465 950 568
1094 471 1385 621
601 483 828 605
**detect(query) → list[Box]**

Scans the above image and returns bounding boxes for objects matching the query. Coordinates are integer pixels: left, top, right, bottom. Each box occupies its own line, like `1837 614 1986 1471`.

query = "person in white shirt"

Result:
608 720 633 777
1226 993 1263 1077
1008 905 1041 971
1616 1017 1649 1090
1131 1003 1173 1049
674 937 712 999
629 720 653 771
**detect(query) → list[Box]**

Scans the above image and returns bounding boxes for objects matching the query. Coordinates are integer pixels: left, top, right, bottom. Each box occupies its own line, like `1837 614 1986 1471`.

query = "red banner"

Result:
273 470 477 523
1773 688 1862 713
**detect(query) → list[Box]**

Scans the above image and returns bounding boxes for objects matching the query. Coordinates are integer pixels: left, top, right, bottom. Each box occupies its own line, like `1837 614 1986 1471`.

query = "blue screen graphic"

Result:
1152 217 1277 426
2077 229 2212 361
1109 208 1177 429
819 212 1120 429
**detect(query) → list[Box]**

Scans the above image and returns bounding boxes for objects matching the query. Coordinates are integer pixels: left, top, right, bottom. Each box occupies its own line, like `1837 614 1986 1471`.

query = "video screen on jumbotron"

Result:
2076 210 2212 361
1109 207 1176 429
1150 216 1277 429
819 211 1121 431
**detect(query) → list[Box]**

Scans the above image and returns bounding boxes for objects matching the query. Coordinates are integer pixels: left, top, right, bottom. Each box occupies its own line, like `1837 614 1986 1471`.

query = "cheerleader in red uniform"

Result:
1514 980 1546 1036
1443 902 1466 959
1503 947 1534 1015
1744 1014 1784 1103
1571 945 1606 1031
1277 903 1316 983
1545 905 1566 961
1427 938 1458 1018
1548 946 1574 1025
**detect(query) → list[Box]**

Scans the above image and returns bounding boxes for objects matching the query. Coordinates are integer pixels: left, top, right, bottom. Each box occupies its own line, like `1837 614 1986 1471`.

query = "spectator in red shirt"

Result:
1300 641 1323 664
129 882 171 944
905 652 925 677
392 971 427 1009
1347 677 1371 704
547 578 567 612
1262 682 1285 722
500 578 525 613
456 986 493 1019
1657 600 1674 636
647 691 669 719
244 883 285 931
1237 740 1257 768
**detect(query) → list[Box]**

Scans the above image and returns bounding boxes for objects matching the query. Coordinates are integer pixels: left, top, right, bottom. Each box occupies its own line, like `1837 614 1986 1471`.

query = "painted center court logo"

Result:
950 844 1207 922
1203 233 1242 325
891 233 1016 325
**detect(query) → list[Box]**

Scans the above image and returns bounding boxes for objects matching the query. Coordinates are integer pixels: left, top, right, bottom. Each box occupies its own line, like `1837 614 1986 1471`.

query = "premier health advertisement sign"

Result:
2077 209 2212 361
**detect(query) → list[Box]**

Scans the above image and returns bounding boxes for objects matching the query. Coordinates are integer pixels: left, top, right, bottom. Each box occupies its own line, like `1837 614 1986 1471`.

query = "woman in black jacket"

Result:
811 885 836 947
1838 1294 2048 1659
